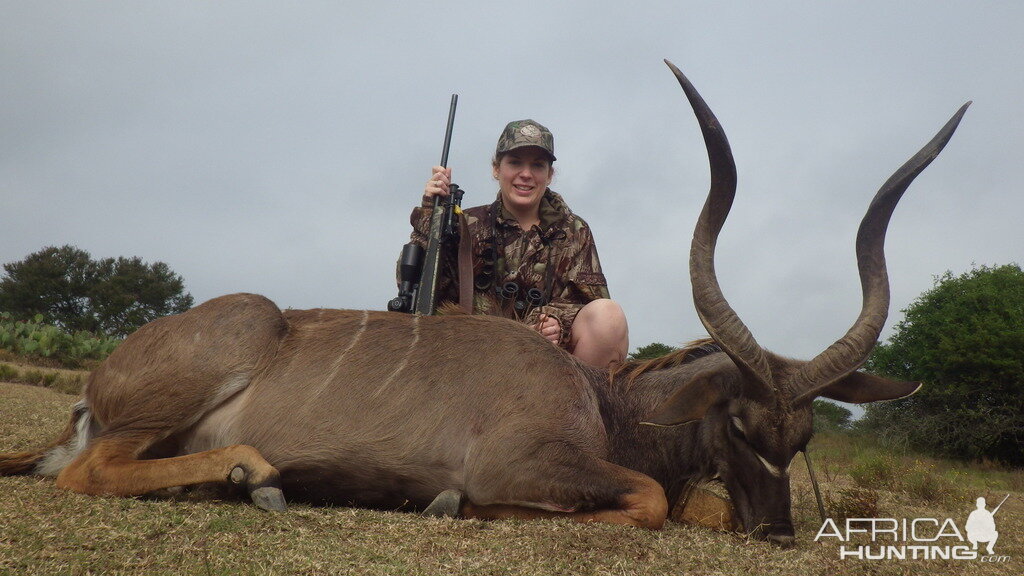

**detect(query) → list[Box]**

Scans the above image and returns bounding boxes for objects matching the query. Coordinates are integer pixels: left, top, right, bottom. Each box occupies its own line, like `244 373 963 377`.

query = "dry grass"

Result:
0 360 87 396
1 380 1021 575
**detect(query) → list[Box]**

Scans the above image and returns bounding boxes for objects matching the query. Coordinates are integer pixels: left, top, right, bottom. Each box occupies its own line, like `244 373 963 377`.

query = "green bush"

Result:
848 450 965 505
864 264 1024 464
0 310 120 367
813 400 853 432
849 453 899 489
53 372 86 395
901 462 965 504
22 369 44 385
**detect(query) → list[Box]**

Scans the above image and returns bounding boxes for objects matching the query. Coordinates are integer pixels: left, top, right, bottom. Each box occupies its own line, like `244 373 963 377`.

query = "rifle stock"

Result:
413 193 448 315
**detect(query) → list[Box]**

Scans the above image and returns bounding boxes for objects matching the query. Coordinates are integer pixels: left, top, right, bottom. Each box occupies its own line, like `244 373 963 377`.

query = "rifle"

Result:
388 94 465 315
992 493 1010 515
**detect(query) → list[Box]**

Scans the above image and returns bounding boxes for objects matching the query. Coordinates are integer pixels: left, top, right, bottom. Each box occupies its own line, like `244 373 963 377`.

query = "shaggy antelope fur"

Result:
34 401 97 477
0 62 967 545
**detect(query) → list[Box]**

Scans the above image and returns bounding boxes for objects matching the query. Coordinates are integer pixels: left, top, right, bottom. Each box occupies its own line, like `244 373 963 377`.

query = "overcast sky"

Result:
2 2 1021 368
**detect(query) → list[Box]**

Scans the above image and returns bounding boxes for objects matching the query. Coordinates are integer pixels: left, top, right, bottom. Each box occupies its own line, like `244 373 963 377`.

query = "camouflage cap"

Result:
495 119 556 161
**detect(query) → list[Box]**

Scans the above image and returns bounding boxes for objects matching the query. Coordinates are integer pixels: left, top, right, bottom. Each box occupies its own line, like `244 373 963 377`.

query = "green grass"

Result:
1 380 1022 575
814 431 1022 499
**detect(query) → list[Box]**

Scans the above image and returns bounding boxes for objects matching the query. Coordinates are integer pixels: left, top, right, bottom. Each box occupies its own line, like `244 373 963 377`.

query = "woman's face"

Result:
493 147 553 214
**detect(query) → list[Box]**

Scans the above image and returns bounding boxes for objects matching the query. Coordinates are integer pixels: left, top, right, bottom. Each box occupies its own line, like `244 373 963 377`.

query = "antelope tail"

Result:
0 400 95 477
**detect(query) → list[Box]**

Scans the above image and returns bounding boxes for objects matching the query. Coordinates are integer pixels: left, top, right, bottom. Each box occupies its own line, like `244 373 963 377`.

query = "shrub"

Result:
0 362 87 395
849 453 899 490
813 400 853 432
827 488 880 521
22 369 45 385
53 372 86 395
0 310 119 367
864 264 1024 464
901 462 965 504
848 450 966 505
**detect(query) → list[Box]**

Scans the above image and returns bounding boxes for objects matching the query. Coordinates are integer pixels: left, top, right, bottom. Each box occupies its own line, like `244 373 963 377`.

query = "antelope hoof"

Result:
422 489 464 518
229 466 246 485
229 465 287 512
768 533 796 548
251 486 288 512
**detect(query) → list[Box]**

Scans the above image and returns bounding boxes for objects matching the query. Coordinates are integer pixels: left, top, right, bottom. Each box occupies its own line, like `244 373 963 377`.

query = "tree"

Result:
629 342 677 361
862 264 1024 464
0 245 194 337
88 256 194 337
812 400 852 432
0 246 92 331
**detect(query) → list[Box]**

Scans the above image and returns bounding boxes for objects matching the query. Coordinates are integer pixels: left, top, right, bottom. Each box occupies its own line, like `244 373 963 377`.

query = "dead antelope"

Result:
0 61 967 546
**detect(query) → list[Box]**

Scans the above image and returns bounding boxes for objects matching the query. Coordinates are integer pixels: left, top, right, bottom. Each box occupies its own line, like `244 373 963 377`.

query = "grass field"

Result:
1 376 1021 575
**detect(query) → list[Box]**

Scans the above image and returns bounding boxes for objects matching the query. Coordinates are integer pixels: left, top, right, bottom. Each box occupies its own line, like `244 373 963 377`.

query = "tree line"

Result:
0 245 193 338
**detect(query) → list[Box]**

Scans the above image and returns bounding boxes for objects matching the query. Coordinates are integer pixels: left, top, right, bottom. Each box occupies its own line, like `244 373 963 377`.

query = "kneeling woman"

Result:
410 119 628 367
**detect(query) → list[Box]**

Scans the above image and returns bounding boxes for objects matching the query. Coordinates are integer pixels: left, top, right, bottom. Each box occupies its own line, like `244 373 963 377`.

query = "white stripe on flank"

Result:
320 310 370 393
373 314 419 398
207 372 251 410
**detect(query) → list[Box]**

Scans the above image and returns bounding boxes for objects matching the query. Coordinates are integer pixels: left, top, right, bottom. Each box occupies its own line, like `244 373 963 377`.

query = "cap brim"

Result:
499 144 556 162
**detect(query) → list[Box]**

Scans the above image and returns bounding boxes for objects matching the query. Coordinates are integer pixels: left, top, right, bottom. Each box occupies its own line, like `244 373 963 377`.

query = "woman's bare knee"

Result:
571 299 629 367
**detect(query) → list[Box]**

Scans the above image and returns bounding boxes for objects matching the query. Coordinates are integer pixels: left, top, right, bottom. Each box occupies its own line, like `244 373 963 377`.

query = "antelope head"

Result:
646 61 969 546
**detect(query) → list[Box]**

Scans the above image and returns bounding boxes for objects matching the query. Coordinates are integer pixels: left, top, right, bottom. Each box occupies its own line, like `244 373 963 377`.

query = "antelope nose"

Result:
767 533 795 548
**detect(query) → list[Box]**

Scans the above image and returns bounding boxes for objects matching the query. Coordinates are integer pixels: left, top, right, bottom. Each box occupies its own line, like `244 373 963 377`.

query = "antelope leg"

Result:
461 460 669 529
56 437 286 511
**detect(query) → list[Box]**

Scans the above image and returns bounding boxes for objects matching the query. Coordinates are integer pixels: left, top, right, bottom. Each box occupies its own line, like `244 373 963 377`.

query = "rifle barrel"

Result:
439 94 458 168
992 493 1010 515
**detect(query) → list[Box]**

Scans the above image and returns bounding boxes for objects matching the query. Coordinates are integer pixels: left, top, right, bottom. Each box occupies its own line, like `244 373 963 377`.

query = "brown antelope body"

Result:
0 62 968 545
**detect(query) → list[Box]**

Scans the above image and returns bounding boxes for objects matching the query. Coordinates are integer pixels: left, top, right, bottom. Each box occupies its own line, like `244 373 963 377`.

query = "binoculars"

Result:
496 281 546 315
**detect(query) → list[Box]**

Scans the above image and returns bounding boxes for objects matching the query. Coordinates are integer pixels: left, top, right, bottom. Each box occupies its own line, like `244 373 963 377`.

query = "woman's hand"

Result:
424 166 452 198
533 314 561 346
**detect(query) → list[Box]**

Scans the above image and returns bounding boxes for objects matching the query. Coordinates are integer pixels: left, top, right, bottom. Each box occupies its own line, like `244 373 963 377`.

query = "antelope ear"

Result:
817 371 921 404
641 370 724 427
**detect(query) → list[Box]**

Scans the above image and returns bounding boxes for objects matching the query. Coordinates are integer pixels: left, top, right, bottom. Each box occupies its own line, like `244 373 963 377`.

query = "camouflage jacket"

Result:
409 189 610 349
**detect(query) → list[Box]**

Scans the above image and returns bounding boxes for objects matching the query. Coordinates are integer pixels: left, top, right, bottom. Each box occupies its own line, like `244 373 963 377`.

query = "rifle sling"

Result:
457 211 474 314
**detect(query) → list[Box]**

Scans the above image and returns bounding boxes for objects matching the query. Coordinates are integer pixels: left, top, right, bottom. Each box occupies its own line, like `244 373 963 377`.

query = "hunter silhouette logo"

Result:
815 494 1013 562
965 495 1007 555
